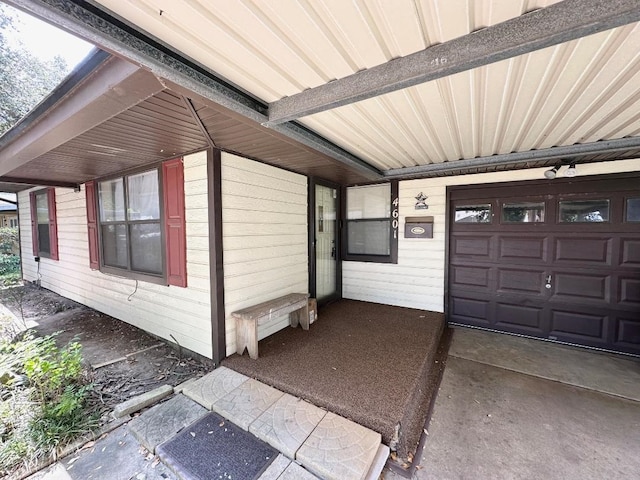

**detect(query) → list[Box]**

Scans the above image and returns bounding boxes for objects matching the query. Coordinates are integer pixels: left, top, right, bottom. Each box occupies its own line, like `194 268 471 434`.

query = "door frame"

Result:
308 178 342 306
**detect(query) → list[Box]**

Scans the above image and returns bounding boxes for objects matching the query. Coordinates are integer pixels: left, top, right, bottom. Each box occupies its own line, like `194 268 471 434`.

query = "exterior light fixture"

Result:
544 165 560 179
564 162 577 177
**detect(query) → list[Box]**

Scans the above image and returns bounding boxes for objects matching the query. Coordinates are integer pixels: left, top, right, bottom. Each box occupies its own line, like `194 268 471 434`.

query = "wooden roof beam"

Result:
267 0 640 125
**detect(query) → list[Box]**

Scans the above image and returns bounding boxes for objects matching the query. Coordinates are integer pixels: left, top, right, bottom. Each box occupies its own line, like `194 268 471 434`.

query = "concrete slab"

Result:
296 411 381 480
182 365 249 409
61 425 177 480
385 356 640 480
279 462 321 480
212 378 284 430
257 454 291 480
364 444 391 480
26 463 72 480
128 394 207 453
250 393 327 458
112 384 173 418
450 327 640 401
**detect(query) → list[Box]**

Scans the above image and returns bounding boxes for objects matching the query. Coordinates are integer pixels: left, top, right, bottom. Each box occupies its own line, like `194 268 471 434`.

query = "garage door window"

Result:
502 202 545 223
559 199 609 223
626 198 640 222
454 204 492 223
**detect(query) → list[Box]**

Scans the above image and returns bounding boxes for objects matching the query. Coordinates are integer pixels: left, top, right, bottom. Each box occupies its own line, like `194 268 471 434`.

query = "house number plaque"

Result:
392 197 399 239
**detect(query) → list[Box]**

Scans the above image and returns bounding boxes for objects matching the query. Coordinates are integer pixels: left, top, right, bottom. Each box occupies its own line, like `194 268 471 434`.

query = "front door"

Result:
313 183 339 304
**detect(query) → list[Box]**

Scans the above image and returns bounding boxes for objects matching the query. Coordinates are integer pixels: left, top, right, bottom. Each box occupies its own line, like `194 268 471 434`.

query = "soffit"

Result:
89 0 640 173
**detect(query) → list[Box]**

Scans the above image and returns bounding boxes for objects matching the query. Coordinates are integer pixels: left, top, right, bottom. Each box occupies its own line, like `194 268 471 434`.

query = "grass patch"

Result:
0 331 101 476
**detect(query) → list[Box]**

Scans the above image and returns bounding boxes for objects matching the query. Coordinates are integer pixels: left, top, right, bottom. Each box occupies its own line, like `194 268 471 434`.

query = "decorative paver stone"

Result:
212 378 284 430
182 366 249 409
128 394 207 453
250 393 327 458
256 454 291 480
296 412 381 480
278 462 321 480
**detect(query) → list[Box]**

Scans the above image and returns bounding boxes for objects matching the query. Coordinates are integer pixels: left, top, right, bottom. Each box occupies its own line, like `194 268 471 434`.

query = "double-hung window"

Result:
98 169 163 277
343 181 398 263
29 188 58 260
86 158 187 286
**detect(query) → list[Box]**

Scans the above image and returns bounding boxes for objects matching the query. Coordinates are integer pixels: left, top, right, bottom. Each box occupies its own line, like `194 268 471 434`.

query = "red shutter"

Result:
29 191 38 256
163 158 187 287
85 181 100 270
47 189 59 261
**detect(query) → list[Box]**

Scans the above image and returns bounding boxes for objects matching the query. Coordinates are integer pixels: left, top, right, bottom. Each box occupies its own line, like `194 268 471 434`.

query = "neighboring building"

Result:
0 193 18 228
0 1 638 364
0 203 18 228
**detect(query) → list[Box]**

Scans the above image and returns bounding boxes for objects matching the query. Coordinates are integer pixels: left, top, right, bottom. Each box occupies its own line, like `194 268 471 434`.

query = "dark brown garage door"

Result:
448 174 640 355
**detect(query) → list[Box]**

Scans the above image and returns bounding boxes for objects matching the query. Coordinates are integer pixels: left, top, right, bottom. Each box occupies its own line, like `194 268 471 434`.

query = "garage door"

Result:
448 174 640 355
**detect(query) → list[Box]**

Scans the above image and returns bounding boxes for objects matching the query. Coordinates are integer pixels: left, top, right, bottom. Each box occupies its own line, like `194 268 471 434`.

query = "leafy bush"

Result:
0 228 18 255
0 332 98 474
0 254 20 277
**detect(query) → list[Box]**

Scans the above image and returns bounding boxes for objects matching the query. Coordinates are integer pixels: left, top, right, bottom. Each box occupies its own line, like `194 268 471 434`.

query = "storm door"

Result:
312 183 340 305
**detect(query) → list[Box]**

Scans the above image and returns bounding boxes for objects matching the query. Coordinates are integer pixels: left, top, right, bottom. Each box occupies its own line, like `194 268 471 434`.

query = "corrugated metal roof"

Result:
91 0 640 175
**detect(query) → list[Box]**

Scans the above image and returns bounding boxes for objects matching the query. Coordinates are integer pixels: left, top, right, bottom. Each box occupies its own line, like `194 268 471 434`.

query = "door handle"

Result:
331 246 336 259
545 274 552 289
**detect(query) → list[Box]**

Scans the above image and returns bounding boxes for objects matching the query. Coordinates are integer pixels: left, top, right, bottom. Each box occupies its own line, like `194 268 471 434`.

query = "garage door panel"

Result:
549 310 608 343
616 318 640 348
554 237 612 265
452 235 492 258
552 273 609 302
495 303 544 332
498 268 544 294
619 278 640 306
499 236 547 261
450 296 491 324
621 238 640 266
451 265 491 288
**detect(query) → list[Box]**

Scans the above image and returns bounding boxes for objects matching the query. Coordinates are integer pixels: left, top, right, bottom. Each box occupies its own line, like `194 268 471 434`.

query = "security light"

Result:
544 165 560 179
564 162 577 177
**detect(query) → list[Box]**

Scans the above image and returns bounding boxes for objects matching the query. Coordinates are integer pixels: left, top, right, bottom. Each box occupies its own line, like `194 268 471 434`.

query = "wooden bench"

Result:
233 293 310 360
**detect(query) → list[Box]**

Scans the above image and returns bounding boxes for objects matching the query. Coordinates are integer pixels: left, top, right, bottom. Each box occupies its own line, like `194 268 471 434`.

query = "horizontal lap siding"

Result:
18 151 212 358
343 159 640 312
222 153 308 356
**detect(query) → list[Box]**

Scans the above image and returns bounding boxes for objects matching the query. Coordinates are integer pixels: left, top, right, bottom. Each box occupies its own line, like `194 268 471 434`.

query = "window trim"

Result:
95 164 167 285
342 180 398 264
30 187 58 260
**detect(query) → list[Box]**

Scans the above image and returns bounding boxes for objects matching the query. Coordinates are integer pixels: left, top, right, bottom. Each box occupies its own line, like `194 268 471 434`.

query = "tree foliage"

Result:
0 5 68 135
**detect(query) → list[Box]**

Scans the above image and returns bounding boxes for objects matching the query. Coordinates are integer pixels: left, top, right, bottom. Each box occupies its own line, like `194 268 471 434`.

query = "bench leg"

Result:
289 304 310 330
236 317 259 360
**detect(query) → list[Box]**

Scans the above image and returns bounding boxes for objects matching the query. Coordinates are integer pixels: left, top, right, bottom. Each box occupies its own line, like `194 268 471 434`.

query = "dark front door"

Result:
448 174 640 355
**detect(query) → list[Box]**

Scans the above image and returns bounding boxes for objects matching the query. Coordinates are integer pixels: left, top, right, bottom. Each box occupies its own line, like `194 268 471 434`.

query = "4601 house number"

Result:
392 197 399 239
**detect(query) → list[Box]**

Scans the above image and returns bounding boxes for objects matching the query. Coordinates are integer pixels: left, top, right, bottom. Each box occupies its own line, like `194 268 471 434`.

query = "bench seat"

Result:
233 293 309 360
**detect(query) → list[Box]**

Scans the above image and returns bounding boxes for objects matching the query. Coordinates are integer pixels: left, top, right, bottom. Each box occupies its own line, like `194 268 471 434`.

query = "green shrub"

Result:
0 332 98 473
0 254 19 277
0 228 18 255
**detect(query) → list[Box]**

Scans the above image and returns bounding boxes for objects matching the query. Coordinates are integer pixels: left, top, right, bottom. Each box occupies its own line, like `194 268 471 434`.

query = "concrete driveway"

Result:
385 328 640 480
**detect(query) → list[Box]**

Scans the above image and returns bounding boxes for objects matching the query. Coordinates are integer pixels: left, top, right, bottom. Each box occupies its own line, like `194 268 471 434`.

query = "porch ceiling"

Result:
86 0 640 174
4 0 640 185
0 52 375 189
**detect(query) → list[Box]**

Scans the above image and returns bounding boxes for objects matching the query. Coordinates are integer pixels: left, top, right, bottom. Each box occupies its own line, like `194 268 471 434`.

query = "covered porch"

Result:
222 299 448 470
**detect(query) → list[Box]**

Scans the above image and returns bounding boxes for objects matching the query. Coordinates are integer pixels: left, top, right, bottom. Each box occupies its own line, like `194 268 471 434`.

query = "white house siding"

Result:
343 159 640 312
18 151 213 358
221 152 308 356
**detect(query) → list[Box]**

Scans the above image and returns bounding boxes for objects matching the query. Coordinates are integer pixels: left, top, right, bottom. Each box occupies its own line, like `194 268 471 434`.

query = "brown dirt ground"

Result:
0 283 214 419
